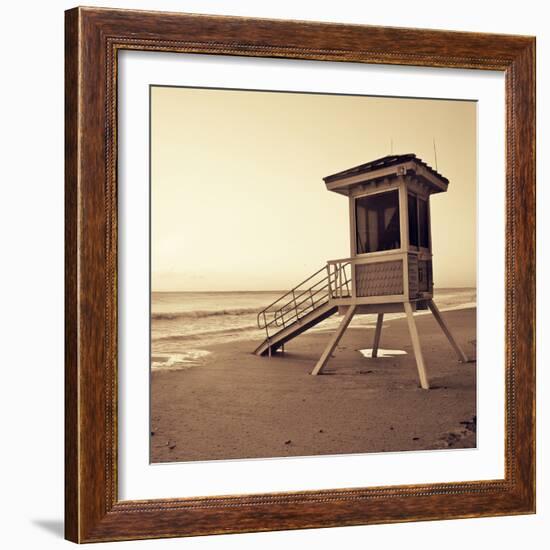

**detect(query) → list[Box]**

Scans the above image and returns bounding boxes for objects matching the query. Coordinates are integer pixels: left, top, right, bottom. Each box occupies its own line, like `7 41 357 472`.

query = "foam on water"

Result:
151 350 212 370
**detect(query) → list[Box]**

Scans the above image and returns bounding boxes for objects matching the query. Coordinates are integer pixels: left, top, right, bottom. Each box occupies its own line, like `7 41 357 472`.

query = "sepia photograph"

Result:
149 85 477 463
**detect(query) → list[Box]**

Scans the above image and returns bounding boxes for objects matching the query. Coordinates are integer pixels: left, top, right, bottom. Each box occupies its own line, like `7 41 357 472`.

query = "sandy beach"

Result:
151 307 476 463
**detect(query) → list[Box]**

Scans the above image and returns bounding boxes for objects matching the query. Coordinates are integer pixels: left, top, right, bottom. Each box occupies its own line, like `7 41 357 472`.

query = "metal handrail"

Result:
257 265 328 316
259 276 331 327
272 282 332 327
326 256 355 265
257 261 352 342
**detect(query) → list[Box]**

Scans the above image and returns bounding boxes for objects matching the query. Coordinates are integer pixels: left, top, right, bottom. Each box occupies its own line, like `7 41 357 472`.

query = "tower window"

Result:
418 198 430 248
407 193 430 249
355 190 401 254
408 194 419 247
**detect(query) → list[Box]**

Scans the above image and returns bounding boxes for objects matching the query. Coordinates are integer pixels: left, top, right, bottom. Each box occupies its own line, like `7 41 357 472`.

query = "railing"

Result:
257 261 352 342
326 258 353 299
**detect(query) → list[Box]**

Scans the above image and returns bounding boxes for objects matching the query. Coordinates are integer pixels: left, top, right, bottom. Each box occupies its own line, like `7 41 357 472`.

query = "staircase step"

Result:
254 303 338 356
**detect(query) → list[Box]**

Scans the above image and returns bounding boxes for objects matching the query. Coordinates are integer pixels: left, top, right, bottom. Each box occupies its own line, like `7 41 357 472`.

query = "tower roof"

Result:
323 154 449 196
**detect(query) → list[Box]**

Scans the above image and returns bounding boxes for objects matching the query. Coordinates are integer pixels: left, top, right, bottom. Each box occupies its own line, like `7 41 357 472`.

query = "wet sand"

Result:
151 307 476 462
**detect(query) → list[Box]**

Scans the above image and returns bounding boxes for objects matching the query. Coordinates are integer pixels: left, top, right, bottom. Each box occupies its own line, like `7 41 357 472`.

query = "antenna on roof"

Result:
433 138 438 171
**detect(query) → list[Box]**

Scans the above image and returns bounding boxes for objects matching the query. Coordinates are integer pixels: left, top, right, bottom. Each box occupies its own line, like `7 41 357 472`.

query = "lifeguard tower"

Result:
254 154 469 389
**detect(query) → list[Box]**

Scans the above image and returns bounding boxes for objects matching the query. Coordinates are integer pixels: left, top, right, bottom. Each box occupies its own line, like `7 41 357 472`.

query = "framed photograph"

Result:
65 7 535 543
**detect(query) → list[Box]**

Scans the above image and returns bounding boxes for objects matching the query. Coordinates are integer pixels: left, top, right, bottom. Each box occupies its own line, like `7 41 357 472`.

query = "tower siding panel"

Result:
356 260 404 297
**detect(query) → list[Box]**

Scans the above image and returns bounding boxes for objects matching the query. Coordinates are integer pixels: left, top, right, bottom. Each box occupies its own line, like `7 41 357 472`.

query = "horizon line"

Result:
151 286 477 294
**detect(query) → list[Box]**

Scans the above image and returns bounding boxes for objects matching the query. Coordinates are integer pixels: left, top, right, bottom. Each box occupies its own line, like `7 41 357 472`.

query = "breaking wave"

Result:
152 307 260 321
153 323 260 342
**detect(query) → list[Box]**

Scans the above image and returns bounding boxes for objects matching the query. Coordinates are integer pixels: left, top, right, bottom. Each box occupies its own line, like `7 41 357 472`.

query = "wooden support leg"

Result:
372 313 384 358
427 300 469 363
311 305 356 376
404 302 430 390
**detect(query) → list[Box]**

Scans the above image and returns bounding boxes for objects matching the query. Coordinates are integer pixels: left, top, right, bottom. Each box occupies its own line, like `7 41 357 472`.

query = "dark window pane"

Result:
408 194 419 247
418 198 430 248
355 190 401 254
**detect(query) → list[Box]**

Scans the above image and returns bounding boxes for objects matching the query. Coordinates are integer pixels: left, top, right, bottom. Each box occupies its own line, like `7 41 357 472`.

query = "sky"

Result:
151 86 476 291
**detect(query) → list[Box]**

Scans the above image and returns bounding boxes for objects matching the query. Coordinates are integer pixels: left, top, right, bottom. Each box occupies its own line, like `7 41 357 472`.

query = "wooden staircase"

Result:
254 302 337 356
254 263 351 356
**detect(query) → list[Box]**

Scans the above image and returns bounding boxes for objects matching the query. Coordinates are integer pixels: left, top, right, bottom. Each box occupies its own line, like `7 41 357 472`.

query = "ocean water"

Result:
151 288 476 370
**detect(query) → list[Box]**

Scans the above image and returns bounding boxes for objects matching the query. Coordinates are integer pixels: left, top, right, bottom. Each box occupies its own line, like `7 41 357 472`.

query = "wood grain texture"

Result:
64 6 536 543
64 7 79 543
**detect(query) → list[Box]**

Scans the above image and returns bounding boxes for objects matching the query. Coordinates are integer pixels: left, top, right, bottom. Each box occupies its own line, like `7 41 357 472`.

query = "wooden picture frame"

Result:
65 6 536 543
